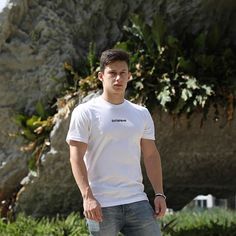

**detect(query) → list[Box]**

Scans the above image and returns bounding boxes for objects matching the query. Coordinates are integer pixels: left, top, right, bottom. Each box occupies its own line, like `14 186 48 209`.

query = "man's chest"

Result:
90 108 144 139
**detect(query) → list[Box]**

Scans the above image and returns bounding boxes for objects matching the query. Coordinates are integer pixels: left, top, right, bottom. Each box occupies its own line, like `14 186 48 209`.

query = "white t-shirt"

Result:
66 96 155 207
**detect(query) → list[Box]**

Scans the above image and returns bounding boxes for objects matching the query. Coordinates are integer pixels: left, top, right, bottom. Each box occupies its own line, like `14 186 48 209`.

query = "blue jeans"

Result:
86 200 161 236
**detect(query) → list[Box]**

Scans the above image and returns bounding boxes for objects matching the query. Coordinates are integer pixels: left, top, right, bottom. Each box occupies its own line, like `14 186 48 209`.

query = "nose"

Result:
115 73 122 81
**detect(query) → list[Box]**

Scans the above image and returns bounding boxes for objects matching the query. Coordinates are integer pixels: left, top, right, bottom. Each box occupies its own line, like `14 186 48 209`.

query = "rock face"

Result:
0 0 236 216
149 107 236 210
15 99 83 217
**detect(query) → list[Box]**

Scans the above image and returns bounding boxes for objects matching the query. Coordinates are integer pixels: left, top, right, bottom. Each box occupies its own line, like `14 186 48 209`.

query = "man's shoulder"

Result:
126 100 148 112
72 97 98 119
75 96 99 110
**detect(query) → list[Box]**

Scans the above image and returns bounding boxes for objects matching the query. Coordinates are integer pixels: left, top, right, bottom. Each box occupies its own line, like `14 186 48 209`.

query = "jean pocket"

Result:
86 219 100 232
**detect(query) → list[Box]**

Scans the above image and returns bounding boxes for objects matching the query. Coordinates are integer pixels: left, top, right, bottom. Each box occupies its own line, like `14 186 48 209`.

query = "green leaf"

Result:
21 128 37 141
185 77 199 90
177 57 194 72
167 35 179 48
87 42 96 74
181 88 193 101
201 85 214 96
130 14 153 55
135 81 144 90
28 155 37 171
152 14 166 52
115 42 129 52
194 33 206 51
14 114 27 127
195 95 208 107
130 14 145 38
156 86 171 107
26 115 41 130
36 101 47 119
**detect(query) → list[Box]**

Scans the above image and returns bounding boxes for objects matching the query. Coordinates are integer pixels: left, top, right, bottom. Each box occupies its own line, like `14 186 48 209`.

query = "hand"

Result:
154 196 167 218
83 197 103 222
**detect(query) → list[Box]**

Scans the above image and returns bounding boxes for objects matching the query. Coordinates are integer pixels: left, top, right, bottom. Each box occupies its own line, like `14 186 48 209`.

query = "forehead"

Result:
104 60 129 71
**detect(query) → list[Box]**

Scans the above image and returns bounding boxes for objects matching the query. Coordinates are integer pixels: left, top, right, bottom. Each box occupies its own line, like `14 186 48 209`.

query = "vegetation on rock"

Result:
80 14 236 120
126 14 235 120
14 101 54 172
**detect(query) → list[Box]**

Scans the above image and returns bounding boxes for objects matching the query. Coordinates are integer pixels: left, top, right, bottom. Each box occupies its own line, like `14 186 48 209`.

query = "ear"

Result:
128 72 131 81
98 72 103 82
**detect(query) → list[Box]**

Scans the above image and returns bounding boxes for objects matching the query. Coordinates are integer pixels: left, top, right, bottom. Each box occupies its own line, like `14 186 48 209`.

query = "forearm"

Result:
143 150 164 194
70 156 93 199
69 141 94 199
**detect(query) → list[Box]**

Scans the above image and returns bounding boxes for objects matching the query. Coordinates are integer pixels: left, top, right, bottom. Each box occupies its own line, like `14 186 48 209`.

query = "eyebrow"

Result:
108 69 127 72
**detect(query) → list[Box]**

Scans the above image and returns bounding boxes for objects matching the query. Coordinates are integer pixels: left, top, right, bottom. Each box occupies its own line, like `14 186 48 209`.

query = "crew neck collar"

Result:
99 96 126 108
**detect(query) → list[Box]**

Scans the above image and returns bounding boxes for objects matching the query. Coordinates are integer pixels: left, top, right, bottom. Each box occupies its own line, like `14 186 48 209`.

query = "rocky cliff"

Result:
0 0 236 217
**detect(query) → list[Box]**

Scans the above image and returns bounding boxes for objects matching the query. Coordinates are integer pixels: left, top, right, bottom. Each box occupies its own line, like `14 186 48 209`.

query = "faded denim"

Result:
86 200 161 236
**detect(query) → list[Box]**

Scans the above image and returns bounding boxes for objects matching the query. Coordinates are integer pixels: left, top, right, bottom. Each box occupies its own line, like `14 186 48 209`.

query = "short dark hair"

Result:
100 49 130 72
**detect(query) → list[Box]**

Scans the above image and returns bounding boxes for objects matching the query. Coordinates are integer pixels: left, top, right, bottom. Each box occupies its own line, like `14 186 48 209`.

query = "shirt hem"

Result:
99 196 149 208
66 136 88 144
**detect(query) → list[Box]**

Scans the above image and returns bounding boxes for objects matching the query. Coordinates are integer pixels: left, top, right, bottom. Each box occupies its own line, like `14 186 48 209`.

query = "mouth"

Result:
113 84 123 88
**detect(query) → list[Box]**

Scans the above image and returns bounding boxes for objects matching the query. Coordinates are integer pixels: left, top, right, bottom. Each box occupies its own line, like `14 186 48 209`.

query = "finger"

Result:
89 207 102 222
90 211 98 221
94 206 103 222
92 211 100 222
154 212 160 218
155 205 160 215
156 207 166 218
84 210 93 220
84 212 89 219
155 205 162 216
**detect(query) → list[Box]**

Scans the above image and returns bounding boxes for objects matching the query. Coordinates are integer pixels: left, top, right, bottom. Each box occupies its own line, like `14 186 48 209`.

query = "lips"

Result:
114 84 123 87
113 85 123 90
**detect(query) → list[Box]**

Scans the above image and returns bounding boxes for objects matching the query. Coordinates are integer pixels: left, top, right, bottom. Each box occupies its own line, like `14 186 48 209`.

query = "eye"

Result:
109 71 116 76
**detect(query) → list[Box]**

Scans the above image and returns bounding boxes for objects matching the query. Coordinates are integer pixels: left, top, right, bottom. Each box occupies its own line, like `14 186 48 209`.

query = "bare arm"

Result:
141 139 167 218
69 140 103 222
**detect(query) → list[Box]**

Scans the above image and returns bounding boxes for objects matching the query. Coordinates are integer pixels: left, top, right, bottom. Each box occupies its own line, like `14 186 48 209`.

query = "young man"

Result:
66 49 166 236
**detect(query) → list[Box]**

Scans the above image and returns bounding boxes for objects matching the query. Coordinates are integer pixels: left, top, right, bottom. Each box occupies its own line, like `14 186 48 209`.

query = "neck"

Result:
101 92 125 105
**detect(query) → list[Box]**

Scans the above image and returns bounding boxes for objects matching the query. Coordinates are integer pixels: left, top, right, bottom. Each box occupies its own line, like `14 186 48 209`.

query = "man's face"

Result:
98 60 131 95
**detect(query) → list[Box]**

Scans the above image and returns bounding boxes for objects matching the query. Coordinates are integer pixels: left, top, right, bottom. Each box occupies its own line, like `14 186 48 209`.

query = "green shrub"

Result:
1 209 236 236
114 14 236 119
162 208 236 236
14 101 55 172
0 213 88 236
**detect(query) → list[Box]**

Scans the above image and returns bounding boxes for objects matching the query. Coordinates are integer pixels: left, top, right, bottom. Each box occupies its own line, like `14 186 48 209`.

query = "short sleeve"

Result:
141 108 155 140
66 104 91 144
